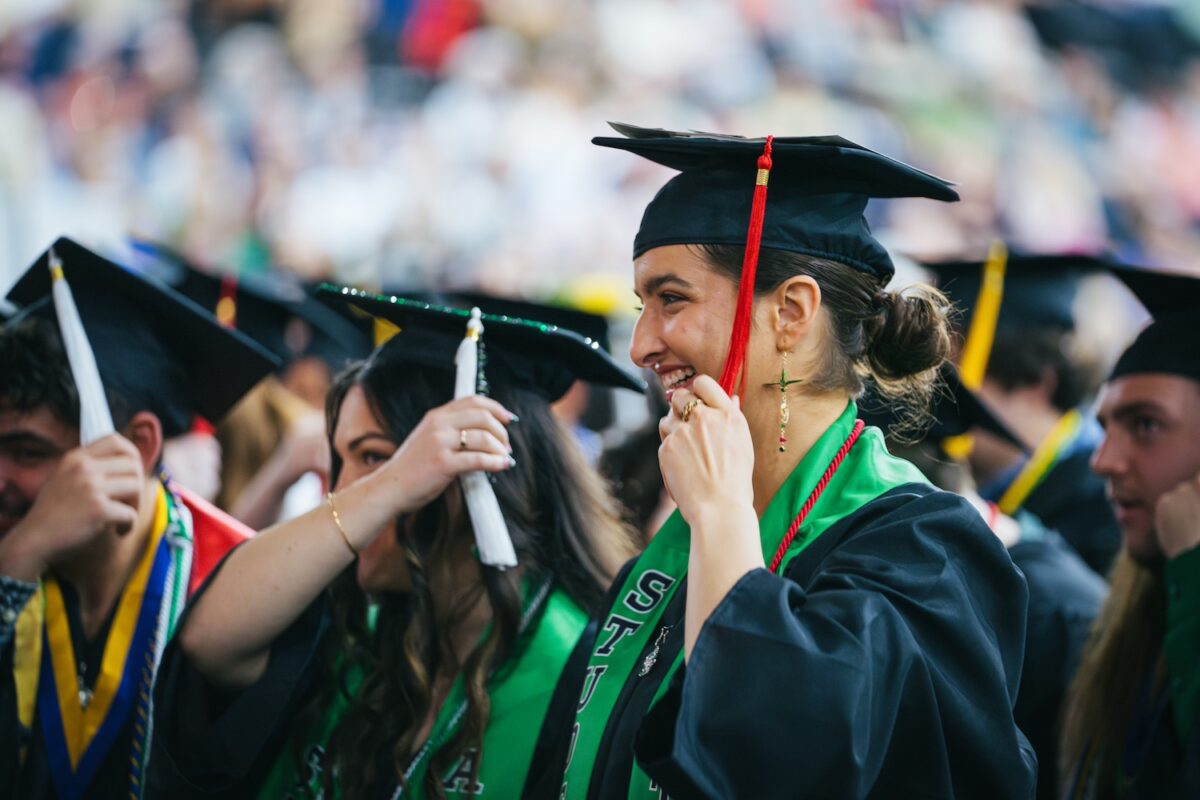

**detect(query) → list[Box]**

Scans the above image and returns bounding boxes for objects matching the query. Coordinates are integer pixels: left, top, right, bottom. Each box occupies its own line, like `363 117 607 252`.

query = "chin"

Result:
1123 527 1166 570
355 558 411 594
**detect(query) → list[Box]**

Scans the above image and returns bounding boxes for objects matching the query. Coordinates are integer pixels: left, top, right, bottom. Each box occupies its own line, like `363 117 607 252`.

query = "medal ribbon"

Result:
35 484 188 800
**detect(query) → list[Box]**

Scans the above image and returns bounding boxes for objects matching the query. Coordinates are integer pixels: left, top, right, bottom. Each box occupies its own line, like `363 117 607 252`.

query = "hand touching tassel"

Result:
454 308 518 569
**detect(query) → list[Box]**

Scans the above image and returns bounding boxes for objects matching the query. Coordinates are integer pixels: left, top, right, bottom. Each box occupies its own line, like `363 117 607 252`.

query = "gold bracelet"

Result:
326 492 358 557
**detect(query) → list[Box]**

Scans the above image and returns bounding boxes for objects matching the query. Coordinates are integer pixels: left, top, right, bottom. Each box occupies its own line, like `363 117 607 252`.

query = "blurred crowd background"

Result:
2 0 1199 319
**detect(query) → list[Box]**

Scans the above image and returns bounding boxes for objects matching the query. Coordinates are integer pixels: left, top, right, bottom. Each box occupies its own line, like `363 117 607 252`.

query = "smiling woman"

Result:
534 125 1038 800
147 295 643 799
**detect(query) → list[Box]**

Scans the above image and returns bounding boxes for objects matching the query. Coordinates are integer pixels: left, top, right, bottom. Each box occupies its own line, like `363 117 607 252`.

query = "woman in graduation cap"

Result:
146 294 643 798
535 126 1037 799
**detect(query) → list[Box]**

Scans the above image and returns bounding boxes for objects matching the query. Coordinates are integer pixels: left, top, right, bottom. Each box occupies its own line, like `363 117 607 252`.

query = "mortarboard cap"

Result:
921 250 1100 333
594 123 957 397
5 237 279 436
318 286 645 401
860 364 1027 455
594 123 959 279
127 240 373 369
1106 263 1200 383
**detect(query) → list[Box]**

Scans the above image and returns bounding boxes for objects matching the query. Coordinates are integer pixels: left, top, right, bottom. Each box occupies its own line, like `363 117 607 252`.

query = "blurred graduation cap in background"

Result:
319 285 645 401
5 237 279 437
126 239 373 372
859 363 1027 457
1104 261 1200 383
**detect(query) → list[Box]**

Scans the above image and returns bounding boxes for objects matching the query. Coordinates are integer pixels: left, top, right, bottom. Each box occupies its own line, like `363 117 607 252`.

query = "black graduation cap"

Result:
127 240 373 369
1106 263 1200 382
383 290 615 355
920 251 1103 332
593 123 959 279
5 237 280 437
318 285 645 401
860 364 1027 455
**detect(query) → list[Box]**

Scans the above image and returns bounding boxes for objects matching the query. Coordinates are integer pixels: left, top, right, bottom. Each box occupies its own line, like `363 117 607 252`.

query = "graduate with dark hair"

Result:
923 251 1120 576
1062 264 1200 800
148 292 645 798
532 125 1035 799
0 238 276 799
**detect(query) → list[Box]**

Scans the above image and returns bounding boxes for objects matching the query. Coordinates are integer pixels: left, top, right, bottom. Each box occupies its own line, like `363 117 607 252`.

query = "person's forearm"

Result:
684 503 761 660
178 472 394 687
230 449 301 530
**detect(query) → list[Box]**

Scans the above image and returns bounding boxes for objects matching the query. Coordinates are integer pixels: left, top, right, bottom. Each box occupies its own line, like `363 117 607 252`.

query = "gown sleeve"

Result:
146 567 331 798
635 490 1037 800
1165 544 1200 744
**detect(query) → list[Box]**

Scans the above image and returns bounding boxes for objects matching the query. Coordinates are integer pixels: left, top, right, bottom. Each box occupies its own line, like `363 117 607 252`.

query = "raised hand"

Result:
1155 471 1200 560
0 434 145 581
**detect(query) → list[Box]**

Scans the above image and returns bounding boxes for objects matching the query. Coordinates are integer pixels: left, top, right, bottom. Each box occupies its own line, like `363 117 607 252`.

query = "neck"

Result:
54 479 159 640
749 389 849 517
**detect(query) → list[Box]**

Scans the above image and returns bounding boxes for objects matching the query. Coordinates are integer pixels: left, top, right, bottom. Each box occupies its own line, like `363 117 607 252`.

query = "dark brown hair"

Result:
301 349 636 798
694 245 953 432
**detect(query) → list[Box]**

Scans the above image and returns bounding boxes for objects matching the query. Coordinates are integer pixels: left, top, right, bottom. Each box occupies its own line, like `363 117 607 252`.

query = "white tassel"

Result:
454 308 517 569
48 248 114 445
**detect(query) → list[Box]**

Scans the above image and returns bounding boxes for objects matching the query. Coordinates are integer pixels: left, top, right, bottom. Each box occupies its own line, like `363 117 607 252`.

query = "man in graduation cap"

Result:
862 366 1107 800
923 248 1120 576
0 238 277 799
127 240 373 526
1060 264 1200 800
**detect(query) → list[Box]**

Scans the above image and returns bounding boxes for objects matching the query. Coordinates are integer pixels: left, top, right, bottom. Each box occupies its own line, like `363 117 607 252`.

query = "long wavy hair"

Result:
1060 553 1166 797
300 344 636 798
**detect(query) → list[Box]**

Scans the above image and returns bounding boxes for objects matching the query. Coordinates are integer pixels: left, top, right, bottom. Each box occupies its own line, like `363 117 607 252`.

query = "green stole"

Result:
257 583 586 799
561 401 927 799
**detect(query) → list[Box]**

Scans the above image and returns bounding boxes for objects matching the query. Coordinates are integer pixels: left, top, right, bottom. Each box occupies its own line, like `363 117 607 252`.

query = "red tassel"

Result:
718 136 774 397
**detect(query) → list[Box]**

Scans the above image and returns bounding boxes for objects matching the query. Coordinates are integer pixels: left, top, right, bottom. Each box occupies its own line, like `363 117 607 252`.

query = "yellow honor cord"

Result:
997 409 1083 516
42 486 169 767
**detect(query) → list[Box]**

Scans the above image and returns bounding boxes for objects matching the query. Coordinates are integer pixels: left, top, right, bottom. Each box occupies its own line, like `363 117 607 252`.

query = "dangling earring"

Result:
767 350 802 453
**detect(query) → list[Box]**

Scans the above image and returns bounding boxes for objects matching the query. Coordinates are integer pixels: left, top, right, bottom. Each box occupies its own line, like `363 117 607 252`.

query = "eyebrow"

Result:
1107 401 1168 424
346 432 394 451
636 273 696 298
0 431 65 452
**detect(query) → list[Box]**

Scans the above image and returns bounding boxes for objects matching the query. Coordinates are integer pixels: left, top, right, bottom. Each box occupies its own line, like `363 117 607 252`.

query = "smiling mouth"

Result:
659 367 696 397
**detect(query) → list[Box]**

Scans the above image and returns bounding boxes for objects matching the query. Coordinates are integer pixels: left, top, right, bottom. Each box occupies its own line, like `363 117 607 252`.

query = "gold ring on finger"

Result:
459 429 469 450
680 399 700 422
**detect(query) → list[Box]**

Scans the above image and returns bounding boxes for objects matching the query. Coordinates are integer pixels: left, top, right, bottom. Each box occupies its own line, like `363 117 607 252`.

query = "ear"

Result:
769 275 822 351
123 411 164 474
1035 365 1059 406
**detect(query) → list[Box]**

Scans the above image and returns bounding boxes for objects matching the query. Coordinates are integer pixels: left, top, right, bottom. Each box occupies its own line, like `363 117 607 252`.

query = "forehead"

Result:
333 384 384 441
632 245 723 291
0 406 79 447
1097 373 1200 418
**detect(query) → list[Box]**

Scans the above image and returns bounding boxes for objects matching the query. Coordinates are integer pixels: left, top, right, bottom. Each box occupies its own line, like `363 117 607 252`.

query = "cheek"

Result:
1146 444 1200 498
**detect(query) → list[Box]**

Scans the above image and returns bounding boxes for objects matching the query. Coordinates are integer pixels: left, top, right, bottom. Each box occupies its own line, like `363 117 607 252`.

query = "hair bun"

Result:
865 287 952 380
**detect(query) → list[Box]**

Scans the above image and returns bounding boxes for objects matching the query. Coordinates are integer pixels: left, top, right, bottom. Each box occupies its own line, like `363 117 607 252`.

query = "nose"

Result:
629 310 666 370
1090 433 1123 480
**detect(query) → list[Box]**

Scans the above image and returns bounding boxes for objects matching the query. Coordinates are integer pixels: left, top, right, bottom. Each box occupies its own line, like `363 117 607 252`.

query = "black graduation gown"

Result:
528 484 1037 799
0 584 131 800
1008 515 1107 800
1020 447 1121 578
146 585 332 798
